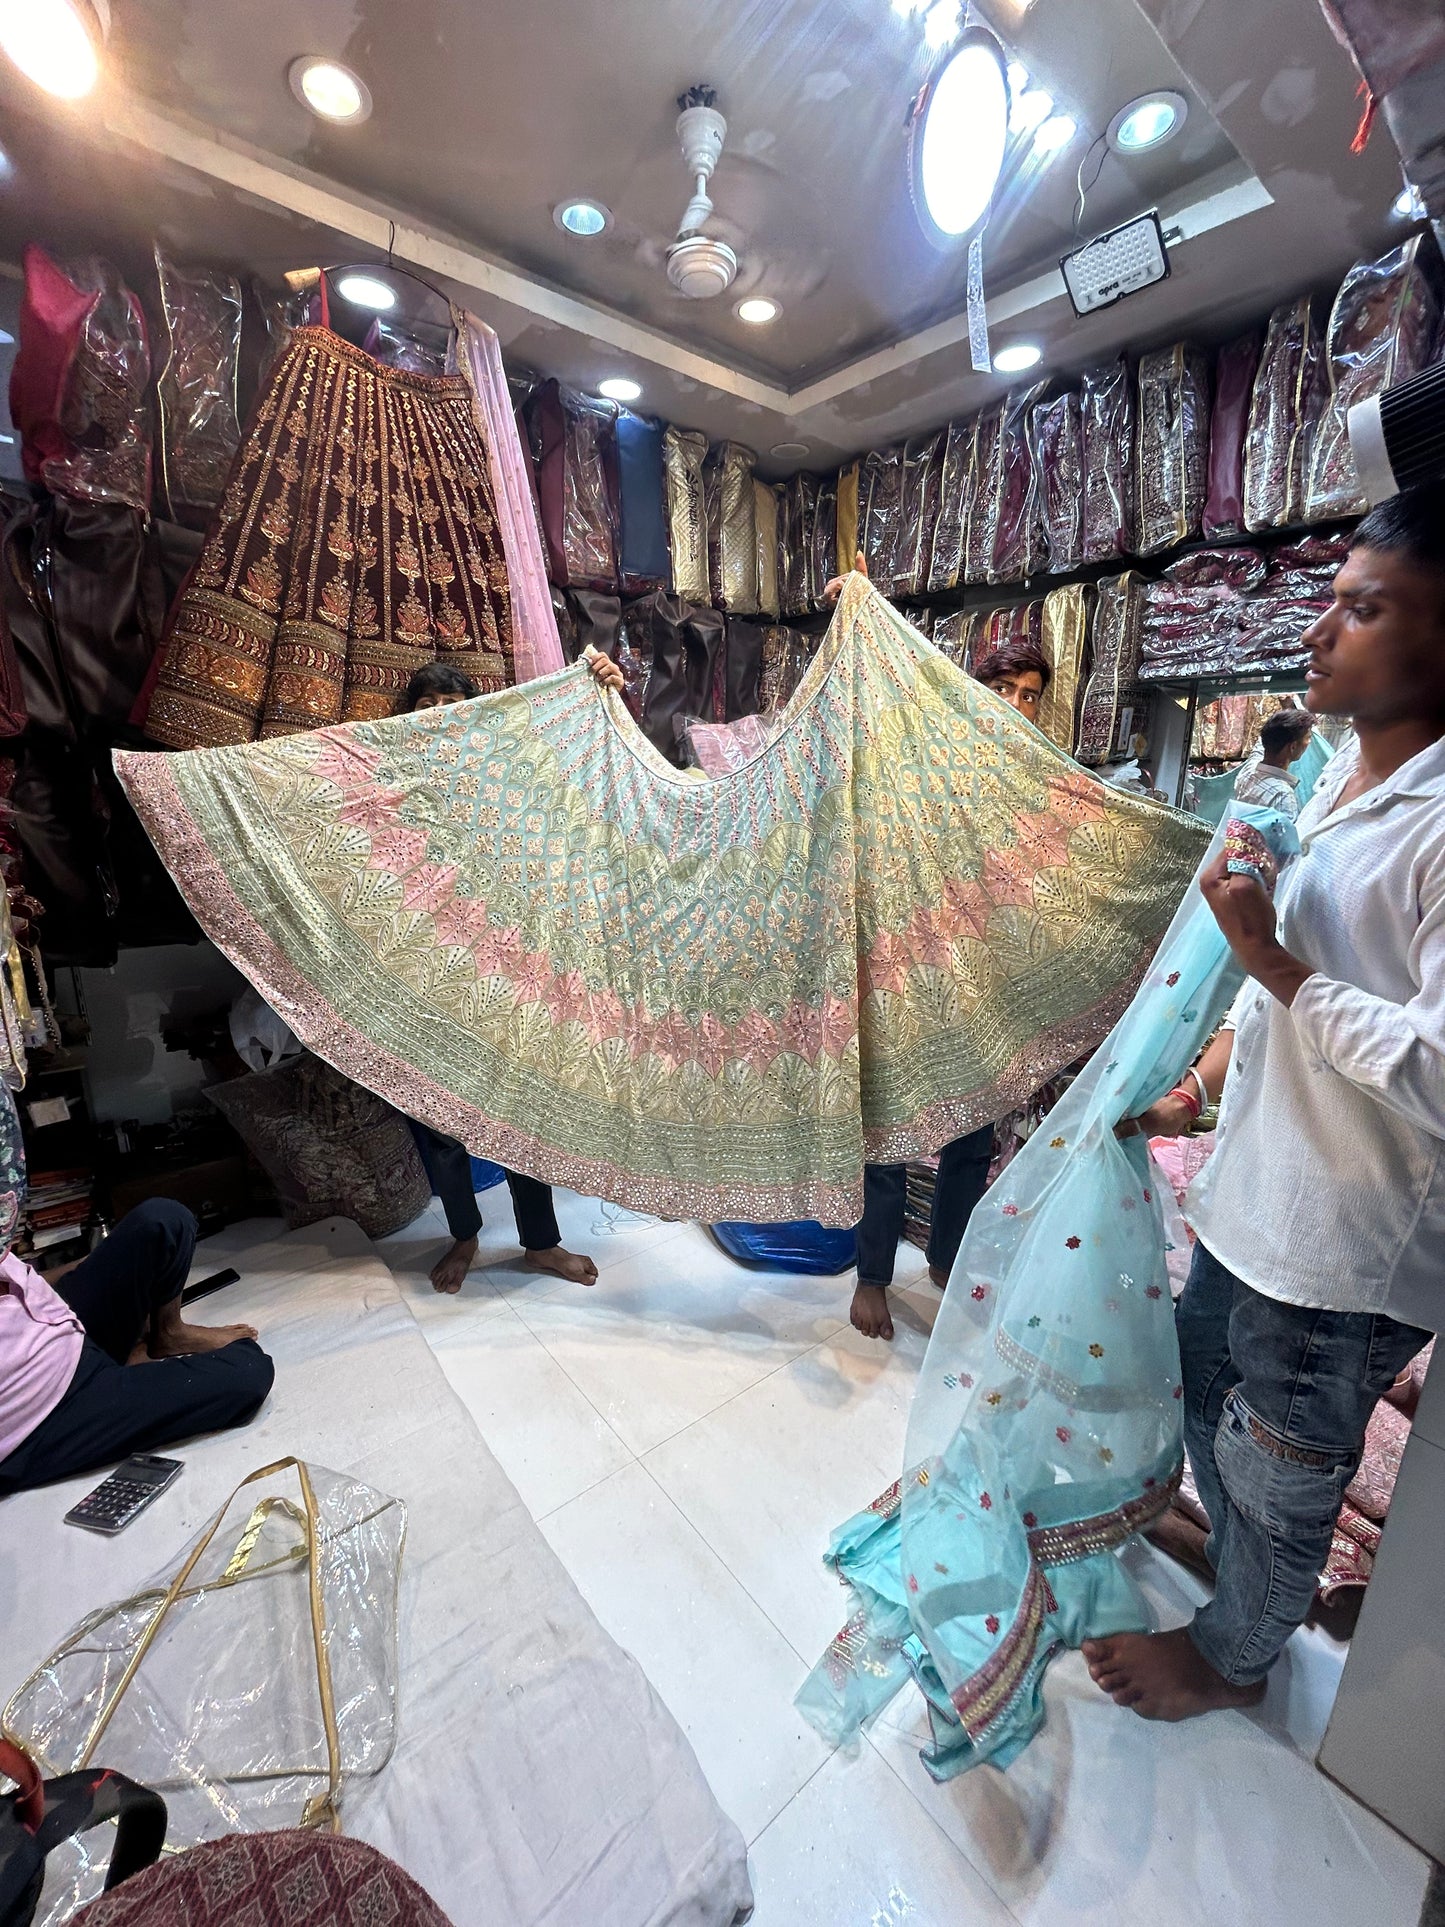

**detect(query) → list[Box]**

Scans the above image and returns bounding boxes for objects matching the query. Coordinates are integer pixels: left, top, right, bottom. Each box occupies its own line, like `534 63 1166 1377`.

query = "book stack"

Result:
22 1167 96 1259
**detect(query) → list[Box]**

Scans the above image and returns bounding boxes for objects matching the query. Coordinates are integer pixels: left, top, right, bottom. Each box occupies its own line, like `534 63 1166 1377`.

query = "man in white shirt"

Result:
1230 707 1314 819
1084 481 1445 1722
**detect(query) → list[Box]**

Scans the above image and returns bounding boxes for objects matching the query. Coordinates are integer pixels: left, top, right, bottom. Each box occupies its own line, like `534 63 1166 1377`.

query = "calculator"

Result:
64 1454 183 1534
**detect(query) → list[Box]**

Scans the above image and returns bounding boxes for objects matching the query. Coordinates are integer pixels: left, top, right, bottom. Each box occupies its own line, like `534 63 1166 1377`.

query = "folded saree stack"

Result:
117 577 1207 1224
142 325 514 749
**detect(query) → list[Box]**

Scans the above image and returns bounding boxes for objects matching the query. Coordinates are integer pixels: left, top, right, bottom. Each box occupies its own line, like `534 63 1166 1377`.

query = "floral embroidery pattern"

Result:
1089 1342 1104 1358
1166 971 1180 987
1001 1202 1019 1216
1065 1235 1081 1250
1099 1447 1114 1464
1050 1136 1066 1149
1023 1512 1038 1529
1145 1285 1162 1300
979 1492 993 1511
1056 1426 1072 1444
1027 1314 1041 1329
985 1615 1001 1635
971 1284 987 1302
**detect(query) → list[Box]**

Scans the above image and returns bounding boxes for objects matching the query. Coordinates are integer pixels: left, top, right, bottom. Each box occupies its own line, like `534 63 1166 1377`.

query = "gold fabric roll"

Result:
836 460 860 575
1038 582 1092 753
663 426 710 602
754 477 781 618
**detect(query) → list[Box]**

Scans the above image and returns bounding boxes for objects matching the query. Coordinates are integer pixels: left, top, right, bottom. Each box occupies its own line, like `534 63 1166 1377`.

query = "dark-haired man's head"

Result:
973 641 1051 723
1302 482 1445 725
400 662 481 714
1259 707 1314 767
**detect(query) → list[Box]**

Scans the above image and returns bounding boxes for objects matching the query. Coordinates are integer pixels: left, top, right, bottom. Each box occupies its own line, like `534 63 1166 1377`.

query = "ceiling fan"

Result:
665 84 740 300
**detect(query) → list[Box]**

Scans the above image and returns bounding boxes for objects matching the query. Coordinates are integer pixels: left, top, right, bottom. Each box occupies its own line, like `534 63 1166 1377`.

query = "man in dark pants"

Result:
0 1199 274 1494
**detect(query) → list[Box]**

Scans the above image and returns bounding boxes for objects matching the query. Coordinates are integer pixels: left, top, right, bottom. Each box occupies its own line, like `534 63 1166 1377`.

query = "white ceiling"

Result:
0 0 1412 473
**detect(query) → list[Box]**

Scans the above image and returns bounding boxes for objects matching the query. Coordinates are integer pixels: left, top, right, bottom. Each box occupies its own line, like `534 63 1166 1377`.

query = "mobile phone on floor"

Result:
181 1267 240 1308
64 1454 184 1534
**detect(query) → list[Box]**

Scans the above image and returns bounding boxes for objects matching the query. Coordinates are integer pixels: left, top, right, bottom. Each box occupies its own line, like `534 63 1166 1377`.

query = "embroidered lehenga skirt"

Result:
143 326 513 749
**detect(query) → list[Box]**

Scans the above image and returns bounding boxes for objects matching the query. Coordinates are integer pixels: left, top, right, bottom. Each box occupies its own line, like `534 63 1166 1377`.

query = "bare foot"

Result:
1081 1625 1266 1721
1144 1507 1215 1586
928 1265 948 1290
430 1237 478 1294
523 1245 598 1286
850 1282 894 1341
148 1317 258 1357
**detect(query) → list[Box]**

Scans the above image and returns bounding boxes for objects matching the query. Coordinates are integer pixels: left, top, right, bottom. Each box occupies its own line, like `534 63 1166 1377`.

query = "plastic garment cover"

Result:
10 246 151 511
154 248 242 525
1202 332 1262 540
754 478 781 618
1232 531 1346 676
1080 358 1135 563
1243 298 1317 531
721 616 765 719
705 442 759 612
781 473 819 617
1076 572 1145 767
893 433 943 597
1138 548 1266 682
810 475 838 612
5 1458 405 1924
1135 345 1211 556
453 311 566 683
613 410 670 594
757 623 813 712
253 279 315 391
361 316 450 376
931 608 979 669
662 427 710 602
711 1219 857 1274
836 461 861 576
1030 391 1084 575
796 807 1299 1776
989 385 1050 585
1306 237 1441 521
1036 583 1091 752
964 406 1006 585
1318 0 1445 97
1285 314 1329 527
532 382 619 591
860 447 905 591
683 707 784 778
617 589 725 761
926 420 977 594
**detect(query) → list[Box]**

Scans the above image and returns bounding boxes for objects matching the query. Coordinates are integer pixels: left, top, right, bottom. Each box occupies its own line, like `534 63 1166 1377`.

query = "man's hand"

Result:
585 653 625 693
822 550 868 608
1200 852 1311 1007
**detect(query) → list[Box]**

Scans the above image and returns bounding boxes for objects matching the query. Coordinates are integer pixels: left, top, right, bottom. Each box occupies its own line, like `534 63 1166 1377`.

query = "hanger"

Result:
286 223 455 328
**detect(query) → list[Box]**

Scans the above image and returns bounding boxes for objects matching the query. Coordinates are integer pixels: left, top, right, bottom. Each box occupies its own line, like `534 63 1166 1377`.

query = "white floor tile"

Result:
512 1225 852 1454
539 1461 833 1844
423 1305 634 1518
745 1743 1017 1927
644 1303 938 1662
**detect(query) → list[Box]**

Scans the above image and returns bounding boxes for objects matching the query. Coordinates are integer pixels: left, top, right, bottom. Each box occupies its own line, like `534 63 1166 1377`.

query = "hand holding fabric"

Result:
822 551 868 608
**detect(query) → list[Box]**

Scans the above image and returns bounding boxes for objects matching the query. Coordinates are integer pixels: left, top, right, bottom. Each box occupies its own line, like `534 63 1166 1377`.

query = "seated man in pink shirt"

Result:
0 1198 274 1495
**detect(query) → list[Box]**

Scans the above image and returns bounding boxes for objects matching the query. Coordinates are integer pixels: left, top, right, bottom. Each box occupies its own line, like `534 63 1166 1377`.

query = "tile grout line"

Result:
859 1729 1031 1927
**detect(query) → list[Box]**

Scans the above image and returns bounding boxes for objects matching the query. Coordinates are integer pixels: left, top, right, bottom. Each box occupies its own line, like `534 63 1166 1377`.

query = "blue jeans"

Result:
1177 1240 1429 1685
854 1126 994 1288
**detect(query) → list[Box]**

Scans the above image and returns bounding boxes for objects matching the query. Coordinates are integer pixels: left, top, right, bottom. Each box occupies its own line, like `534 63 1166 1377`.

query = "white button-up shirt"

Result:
1188 733 1445 1328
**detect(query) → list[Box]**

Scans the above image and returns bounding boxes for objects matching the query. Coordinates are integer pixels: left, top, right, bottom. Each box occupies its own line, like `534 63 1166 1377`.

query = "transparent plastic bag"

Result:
683 708 784 776
1076 571 1146 767
154 247 242 523
1135 344 1212 556
1081 356 1135 562
860 445 904 591
754 476 781 617
1030 389 1084 574
989 383 1050 584
1307 237 1441 521
810 473 838 611
893 431 942 596
704 441 759 612
1202 331 1262 540
559 387 619 590
930 607 978 669
254 278 315 391
926 418 976 593
1243 297 1317 531
781 473 819 617
1037 583 1090 751
362 314 450 376
836 460 861 576
663 426 710 602
5 1459 405 1925
964 403 1006 584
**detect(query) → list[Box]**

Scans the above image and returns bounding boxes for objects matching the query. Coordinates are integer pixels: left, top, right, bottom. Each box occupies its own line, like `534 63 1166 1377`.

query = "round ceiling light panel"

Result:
736 296 780 325
554 199 611 237
290 56 371 123
1392 184 1425 220
909 27 1009 248
0 0 104 99
1107 91 1187 155
598 377 642 402
335 273 396 311
992 340 1042 373
770 441 810 460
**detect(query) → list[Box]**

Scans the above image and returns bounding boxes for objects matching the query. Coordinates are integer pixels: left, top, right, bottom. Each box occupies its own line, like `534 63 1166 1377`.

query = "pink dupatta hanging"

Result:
453 310 565 683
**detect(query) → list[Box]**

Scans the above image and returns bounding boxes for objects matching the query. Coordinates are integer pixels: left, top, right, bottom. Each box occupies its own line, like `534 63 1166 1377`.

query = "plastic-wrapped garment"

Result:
990 384 1050 585
704 442 759 613
663 427 710 602
1193 694 1252 762
1202 332 1261 540
9 245 151 511
454 312 566 684
1243 298 1315 530
1030 391 1084 575
4 1459 405 1921
1037 583 1091 752
861 446 905 590
1285 315 1329 526
893 432 943 597
1076 572 1145 767
782 473 820 617
810 474 838 611
531 381 620 591
618 591 725 761
758 623 812 712
964 405 1006 584
1135 344 1212 556
683 708 784 778
836 460 860 574
913 608 935 640
931 608 978 669
613 411 670 594
361 316 450 376
1307 237 1442 521
754 478 781 617
254 278 314 391
926 419 976 593
153 249 242 526
722 616 765 719
711 1219 857 1274
1136 549 1264 684
1080 357 1135 563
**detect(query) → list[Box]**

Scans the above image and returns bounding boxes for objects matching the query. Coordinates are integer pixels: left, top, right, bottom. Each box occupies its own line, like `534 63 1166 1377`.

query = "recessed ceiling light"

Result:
289 56 371 124
554 199 611 237
335 273 395 311
0 328 14 345
911 28 1009 245
770 441 810 460
992 341 1042 373
0 0 102 99
1033 114 1077 157
1392 183 1425 220
1108 91 1187 155
598 377 641 403
736 296 780 325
